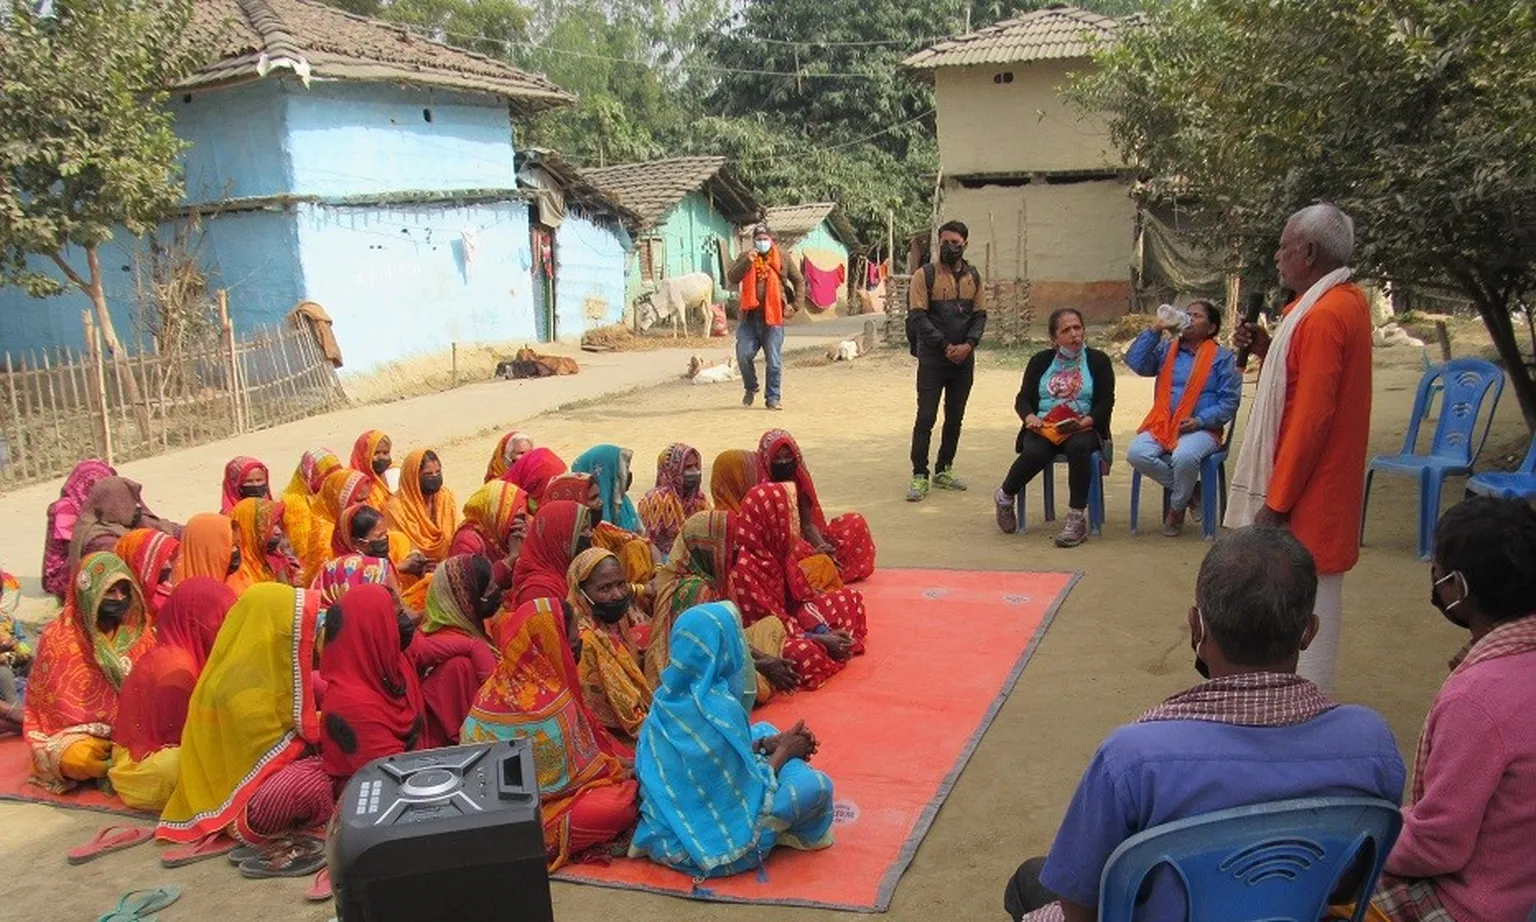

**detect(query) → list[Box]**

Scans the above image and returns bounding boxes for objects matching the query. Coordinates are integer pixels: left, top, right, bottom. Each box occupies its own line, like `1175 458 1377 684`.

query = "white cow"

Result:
634 272 715 337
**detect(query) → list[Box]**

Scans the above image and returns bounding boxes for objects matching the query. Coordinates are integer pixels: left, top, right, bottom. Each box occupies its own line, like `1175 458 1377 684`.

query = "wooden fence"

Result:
882 274 1035 349
0 295 347 488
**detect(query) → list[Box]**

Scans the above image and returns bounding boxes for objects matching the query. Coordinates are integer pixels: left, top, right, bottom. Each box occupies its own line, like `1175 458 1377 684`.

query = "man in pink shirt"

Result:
1372 496 1536 922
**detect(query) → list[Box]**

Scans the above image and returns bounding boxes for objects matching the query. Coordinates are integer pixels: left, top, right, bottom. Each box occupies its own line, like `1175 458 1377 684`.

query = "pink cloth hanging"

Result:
801 259 846 309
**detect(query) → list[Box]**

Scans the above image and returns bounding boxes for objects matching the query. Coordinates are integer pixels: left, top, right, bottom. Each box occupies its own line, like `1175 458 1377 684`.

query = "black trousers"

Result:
1002 429 1098 509
910 356 975 477
1004 856 1059 921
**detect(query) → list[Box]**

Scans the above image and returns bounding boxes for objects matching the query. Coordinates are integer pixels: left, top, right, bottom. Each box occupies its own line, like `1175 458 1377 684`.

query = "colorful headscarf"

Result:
421 555 491 639
385 448 458 562
638 443 709 551
567 548 650 736
0 568 31 678
460 482 529 560
311 554 394 607
545 473 594 505
727 483 810 630
571 444 641 532
281 449 342 583
221 456 271 514
158 584 321 844
172 513 242 591
319 469 371 524
709 450 758 514
503 447 567 508
512 501 590 608
320 584 425 783
349 429 393 507
649 511 734 689
331 503 380 558
461 597 632 870
114 578 237 760
231 497 297 587
115 528 182 616
756 429 827 530
485 430 532 483
43 459 117 598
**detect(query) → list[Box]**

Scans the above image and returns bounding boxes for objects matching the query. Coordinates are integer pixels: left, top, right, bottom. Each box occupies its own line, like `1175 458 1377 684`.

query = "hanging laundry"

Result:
801 258 846 310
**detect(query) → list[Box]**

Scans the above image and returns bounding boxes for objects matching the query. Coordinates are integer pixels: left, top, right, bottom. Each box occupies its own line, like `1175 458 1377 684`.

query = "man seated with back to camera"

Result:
1004 526 1407 922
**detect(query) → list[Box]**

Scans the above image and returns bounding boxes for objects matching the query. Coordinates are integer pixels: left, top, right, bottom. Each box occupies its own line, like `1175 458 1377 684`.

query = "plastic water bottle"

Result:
1156 303 1190 331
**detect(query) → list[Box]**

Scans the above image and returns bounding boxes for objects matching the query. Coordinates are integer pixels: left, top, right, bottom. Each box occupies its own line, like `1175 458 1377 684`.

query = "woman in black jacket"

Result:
995 308 1116 546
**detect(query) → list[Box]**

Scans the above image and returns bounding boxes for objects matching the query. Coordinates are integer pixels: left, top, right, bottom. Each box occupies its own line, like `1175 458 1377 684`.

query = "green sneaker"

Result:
906 476 930 502
932 468 968 491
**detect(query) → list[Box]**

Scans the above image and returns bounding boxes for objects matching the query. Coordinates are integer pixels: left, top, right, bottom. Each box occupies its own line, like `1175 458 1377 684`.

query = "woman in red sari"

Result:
511 500 591 608
111 578 237 810
461 598 638 870
449 482 529 592
412 555 502 748
115 528 181 616
756 429 877 583
502 447 567 511
729 483 867 690
221 456 272 513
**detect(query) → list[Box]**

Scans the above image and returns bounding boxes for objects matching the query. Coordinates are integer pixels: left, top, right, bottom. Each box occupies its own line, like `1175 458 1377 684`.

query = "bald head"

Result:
1277 203 1354 292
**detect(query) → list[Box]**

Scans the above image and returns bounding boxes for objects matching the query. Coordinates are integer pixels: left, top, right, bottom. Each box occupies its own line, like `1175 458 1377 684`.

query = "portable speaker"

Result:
328 739 552 922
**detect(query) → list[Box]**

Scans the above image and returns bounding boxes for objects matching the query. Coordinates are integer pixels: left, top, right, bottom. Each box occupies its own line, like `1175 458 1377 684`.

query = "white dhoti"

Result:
1298 572 1344 693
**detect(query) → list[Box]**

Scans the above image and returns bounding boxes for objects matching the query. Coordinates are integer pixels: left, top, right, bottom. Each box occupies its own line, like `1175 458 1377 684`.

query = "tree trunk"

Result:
1473 293 1536 432
51 247 153 441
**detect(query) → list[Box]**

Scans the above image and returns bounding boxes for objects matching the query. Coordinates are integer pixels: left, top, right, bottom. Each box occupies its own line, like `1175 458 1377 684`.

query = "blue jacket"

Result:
1125 329 1241 430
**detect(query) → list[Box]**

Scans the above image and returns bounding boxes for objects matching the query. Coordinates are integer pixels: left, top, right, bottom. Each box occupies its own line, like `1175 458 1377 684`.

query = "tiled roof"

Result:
181 0 574 113
904 4 1120 71
762 203 857 247
583 156 760 228
518 148 643 231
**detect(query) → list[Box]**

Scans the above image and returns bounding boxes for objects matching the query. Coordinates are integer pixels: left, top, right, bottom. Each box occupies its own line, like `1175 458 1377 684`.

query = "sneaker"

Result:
906 476 930 502
742 390 756 407
994 489 1018 534
932 468 968 491
1163 508 1186 538
765 399 783 411
1054 509 1089 548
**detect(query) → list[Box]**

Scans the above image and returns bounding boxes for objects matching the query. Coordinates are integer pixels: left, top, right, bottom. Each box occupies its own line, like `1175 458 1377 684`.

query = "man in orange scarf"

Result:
728 223 804 411
1125 299 1241 536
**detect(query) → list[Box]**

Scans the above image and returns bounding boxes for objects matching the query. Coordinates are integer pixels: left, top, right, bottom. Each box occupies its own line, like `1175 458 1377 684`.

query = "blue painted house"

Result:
0 0 577 373
762 203 858 311
581 157 761 312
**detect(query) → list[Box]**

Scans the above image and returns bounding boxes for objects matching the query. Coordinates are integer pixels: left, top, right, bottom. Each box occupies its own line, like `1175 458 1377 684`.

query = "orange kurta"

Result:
1267 283 1373 574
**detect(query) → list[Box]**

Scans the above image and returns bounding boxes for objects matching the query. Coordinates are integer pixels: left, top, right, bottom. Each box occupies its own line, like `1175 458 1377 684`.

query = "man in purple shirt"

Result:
1006 526 1407 922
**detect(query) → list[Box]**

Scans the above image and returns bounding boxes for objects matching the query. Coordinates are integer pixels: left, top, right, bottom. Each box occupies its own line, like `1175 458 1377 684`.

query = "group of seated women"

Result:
12 425 874 879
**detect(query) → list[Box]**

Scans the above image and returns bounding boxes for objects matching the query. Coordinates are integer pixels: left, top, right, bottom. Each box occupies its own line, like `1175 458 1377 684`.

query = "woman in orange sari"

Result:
709 449 759 513
23 552 154 792
757 429 877 583
172 513 247 593
385 448 459 564
461 598 638 870
115 528 181 616
322 470 425 601
502 447 567 511
566 548 651 738
231 498 302 587
638 443 710 553
484 430 533 483
281 448 341 585
349 429 394 508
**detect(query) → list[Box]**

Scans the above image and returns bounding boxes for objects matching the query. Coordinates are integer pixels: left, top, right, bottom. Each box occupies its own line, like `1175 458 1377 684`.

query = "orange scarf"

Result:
384 449 459 562
738 247 785 326
1139 339 1218 452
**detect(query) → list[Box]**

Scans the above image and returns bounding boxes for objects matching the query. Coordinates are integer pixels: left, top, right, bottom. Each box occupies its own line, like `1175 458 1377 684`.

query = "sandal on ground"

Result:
96 885 181 922
68 824 154 865
238 839 327 879
160 831 236 868
306 868 332 902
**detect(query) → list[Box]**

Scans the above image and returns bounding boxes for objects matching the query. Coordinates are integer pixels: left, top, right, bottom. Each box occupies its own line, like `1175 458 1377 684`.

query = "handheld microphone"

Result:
1234 291 1265 370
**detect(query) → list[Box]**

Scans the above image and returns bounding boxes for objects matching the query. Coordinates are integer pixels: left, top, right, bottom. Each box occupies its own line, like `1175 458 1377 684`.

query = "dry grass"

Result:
580 323 728 353
341 341 563 404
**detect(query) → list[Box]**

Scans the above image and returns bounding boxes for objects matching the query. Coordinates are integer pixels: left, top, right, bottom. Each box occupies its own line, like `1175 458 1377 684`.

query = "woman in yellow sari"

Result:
230 497 302 587
157 584 328 847
566 548 651 739
384 448 459 564
281 448 341 585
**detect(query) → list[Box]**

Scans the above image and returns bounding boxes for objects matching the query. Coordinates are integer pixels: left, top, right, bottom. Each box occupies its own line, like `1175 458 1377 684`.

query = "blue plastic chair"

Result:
1360 358 1504 560
1014 450 1105 537
1130 420 1236 541
1466 433 1536 501
1420 347 1444 420
1098 797 1402 922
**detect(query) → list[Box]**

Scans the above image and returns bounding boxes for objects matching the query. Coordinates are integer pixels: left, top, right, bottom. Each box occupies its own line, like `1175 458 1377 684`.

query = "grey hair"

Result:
1195 526 1318 666
1287 203 1355 266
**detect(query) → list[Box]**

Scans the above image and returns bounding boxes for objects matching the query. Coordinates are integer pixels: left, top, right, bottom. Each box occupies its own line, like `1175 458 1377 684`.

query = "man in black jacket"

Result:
906 220 987 502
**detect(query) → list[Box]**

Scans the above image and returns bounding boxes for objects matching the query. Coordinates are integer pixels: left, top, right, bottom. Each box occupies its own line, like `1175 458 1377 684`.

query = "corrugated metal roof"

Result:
181 0 574 114
583 156 760 228
903 4 1120 71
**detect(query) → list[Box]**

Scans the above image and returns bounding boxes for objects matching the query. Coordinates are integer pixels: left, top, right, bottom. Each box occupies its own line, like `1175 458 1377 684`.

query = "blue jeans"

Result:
1126 429 1221 509
736 311 784 402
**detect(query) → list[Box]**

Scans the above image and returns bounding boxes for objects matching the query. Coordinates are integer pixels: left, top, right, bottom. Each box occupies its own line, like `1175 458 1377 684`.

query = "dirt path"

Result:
4 339 1524 922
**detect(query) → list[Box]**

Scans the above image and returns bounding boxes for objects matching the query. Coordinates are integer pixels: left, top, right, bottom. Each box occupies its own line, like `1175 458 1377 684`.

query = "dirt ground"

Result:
2 335 1526 922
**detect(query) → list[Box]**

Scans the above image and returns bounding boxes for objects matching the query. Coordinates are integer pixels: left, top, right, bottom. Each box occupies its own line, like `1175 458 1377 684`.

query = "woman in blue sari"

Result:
631 601 834 878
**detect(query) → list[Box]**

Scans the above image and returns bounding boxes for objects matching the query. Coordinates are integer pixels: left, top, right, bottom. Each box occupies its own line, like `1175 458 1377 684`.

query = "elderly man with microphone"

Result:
1226 203 1374 693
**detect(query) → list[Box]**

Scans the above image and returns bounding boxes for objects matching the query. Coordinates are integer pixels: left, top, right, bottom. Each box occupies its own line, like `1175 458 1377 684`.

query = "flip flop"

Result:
305 868 332 902
68 825 154 865
160 831 236 868
238 839 327 879
96 885 181 922
227 844 261 865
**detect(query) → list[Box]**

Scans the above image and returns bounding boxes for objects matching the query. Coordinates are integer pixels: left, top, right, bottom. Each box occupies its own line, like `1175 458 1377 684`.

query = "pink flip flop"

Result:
305 868 332 902
160 831 237 868
67 824 154 865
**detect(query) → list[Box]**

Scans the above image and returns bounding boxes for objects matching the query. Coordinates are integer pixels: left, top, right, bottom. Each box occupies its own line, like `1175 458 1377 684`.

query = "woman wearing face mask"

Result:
172 512 249 593
512 500 593 609
385 448 459 566
756 429 877 585
221 455 272 513
231 497 303 588
638 443 711 553
1358 497 1536 922
66 476 180 585
114 528 181 616
567 548 651 738
571 448 663 597
412 555 504 748
994 308 1117 548
23 552 154 792
322 471 428 603
349 429 395 508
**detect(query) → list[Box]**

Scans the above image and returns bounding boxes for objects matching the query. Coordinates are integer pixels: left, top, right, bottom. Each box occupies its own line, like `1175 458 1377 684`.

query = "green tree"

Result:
0 0 197 383
322 0 531 58
1081 0 1536 429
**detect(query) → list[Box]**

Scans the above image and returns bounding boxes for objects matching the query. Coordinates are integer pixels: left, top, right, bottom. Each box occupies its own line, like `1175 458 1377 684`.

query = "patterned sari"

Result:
220 455 271 513
281 448 341 586
311 554 395 606
648 511 733 689
23 552 153 791
414 555 498 748
461 598 637 870
452 481 529 561
349 429 394 509
567 548 651 738
157 584 321 844
756 429 877 583
115 528 181 616
637 443 710 552
231 498 299 587
385 448 459 563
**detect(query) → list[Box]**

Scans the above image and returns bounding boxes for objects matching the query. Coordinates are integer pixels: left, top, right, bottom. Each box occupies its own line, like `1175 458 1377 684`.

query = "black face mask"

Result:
574 534 594 556
227 548 242 575
396 608 416 652
419 474 444 496
239 484 267 499
939 242 965 266
364 537 391 558
770 460 797 483
680 472 703 494
97 596 132 623
473 590 503 623
586 591 631 626
371 458 390 475
1431 571 1471 630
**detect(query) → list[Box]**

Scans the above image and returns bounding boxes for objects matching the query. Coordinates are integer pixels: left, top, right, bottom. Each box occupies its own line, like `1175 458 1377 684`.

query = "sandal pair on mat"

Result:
97 885 180 922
